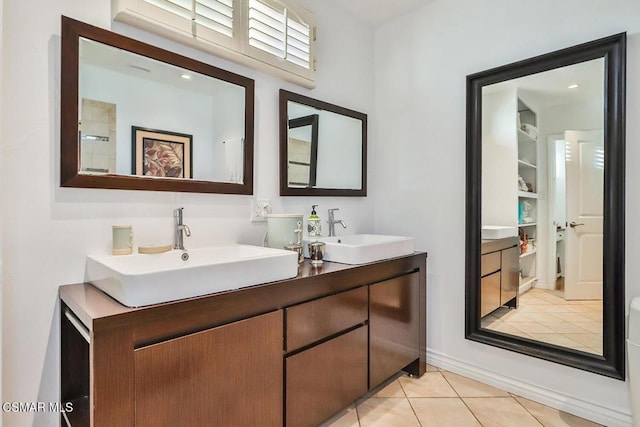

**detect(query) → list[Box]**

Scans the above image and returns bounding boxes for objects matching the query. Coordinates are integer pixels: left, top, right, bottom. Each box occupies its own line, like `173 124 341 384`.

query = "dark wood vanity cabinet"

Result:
285 287 368 426
481 237 518 317
60 253 426 427
286 326 368 426
134 311 283 426
370 273 420 387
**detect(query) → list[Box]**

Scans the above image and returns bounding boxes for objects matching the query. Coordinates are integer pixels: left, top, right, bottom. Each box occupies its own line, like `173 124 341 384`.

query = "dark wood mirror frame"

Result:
60 16 255 194
279 90 367 197
465 33 626 379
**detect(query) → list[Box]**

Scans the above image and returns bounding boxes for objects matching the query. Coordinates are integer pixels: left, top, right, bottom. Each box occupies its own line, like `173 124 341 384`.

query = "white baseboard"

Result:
427 349 633 427
519 282 533 295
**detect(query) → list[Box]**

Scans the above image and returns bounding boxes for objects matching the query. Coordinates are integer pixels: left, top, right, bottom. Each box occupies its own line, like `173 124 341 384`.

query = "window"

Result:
113 0 316 87
247 0 313 71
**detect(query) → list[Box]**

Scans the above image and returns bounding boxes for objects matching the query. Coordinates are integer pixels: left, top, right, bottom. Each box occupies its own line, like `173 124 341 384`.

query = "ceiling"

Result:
329 0 431 27
483 58 604 108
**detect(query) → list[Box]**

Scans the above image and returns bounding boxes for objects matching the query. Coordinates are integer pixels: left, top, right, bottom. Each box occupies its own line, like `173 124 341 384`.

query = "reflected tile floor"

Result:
481 288 603 355
322 366 601 427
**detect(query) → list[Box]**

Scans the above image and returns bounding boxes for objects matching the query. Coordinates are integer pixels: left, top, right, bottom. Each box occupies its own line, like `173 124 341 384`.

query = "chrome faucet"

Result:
174 207 191 250
327 208 347 237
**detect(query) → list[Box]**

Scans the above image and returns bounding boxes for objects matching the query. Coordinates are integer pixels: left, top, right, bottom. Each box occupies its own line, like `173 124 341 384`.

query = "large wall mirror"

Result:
466 34 625 379
61 16 255 194
279 90 367 196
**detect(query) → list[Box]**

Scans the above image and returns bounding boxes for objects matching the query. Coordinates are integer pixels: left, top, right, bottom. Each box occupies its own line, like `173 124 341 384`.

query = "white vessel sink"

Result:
481 225 517 239
85 245 299 307
304 234 415 265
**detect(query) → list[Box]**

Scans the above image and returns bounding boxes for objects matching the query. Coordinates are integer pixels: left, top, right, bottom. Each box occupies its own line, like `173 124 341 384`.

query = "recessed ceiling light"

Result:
180 73 192 80
568 83 580 89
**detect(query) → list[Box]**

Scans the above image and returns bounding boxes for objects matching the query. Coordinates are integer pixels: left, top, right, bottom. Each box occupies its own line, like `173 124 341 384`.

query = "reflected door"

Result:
564 130 604 300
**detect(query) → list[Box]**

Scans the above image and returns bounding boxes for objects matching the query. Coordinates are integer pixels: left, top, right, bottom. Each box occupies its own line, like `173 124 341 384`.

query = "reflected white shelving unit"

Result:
517 98 538 292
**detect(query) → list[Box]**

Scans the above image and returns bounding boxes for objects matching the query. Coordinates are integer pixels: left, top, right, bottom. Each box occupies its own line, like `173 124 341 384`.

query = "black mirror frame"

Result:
465 33 626 379
287 114 319 187
60 16 255 194
279 89 367 196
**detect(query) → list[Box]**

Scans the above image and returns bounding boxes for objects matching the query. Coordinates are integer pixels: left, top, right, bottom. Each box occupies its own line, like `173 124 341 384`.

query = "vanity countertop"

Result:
60 253 427 336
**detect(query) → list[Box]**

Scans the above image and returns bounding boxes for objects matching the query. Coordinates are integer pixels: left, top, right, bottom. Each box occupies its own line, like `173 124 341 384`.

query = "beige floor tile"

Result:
584 303 603 312
527 333 582 348
537 305 575 313
587 343 603 354
499 311 539 322
487 322 524 335
551 312 595 323
538 321 591 334
441 372 511 397
514 397 602 426
581 312 603 321
410 398 481 426
373 380 405 398
509 329 536 340
357 398 420 427
322 404 360 427
426 364 439 372
520 296 552 305
482 316 501 328
463 397 542 426
563 333 602 347
566 304 600 313
512 305 539 313
527 313 568 323
511 322 555 334
398 372 457 398
572 321 603 333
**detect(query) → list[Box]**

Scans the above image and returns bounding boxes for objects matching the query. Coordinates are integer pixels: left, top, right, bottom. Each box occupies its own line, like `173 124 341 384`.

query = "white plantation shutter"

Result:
195 0 234 37
286 15 310 68
114 0 316 87
248 0 313 71
144 0 234 37
143 0 192 20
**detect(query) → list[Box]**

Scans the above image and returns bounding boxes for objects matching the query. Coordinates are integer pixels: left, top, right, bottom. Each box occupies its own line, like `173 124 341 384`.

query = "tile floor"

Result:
323 365 601 426
481 288 603 355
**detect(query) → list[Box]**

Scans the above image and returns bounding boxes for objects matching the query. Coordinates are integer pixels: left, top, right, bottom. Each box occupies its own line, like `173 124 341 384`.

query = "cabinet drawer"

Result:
481 271 501 317
286 325 368 427
286 286 368 351
481 251 501 277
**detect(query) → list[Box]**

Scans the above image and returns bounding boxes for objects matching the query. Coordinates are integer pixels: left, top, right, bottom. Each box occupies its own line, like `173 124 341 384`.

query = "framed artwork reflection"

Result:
132 126 193 178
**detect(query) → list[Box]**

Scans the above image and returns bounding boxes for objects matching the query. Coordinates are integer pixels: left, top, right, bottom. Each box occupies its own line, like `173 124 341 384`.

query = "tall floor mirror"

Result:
465 33 626 379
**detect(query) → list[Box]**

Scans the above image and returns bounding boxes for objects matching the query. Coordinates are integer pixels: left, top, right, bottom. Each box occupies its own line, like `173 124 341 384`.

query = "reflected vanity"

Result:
466 34 625 379
279 90 367 196
61 16 255 194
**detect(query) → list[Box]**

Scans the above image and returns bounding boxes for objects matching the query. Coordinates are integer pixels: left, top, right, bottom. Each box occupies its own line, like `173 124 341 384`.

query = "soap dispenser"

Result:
308 205 322 237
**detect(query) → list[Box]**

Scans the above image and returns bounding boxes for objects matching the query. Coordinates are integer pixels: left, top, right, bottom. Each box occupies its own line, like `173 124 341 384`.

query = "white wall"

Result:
289 102 363 189
481 88 518 228
81 62 241 181
373 0 639 424
1 0 374 425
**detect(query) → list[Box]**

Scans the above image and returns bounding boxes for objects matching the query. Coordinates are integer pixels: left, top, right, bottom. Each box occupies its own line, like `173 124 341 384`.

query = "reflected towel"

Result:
225 137 244 183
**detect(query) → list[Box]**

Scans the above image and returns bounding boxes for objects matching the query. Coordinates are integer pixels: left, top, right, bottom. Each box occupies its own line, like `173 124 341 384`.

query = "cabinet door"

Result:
134 310 283 427
500 246 519 305
481 271 501 317
369 273 420 388
286 326 368 427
